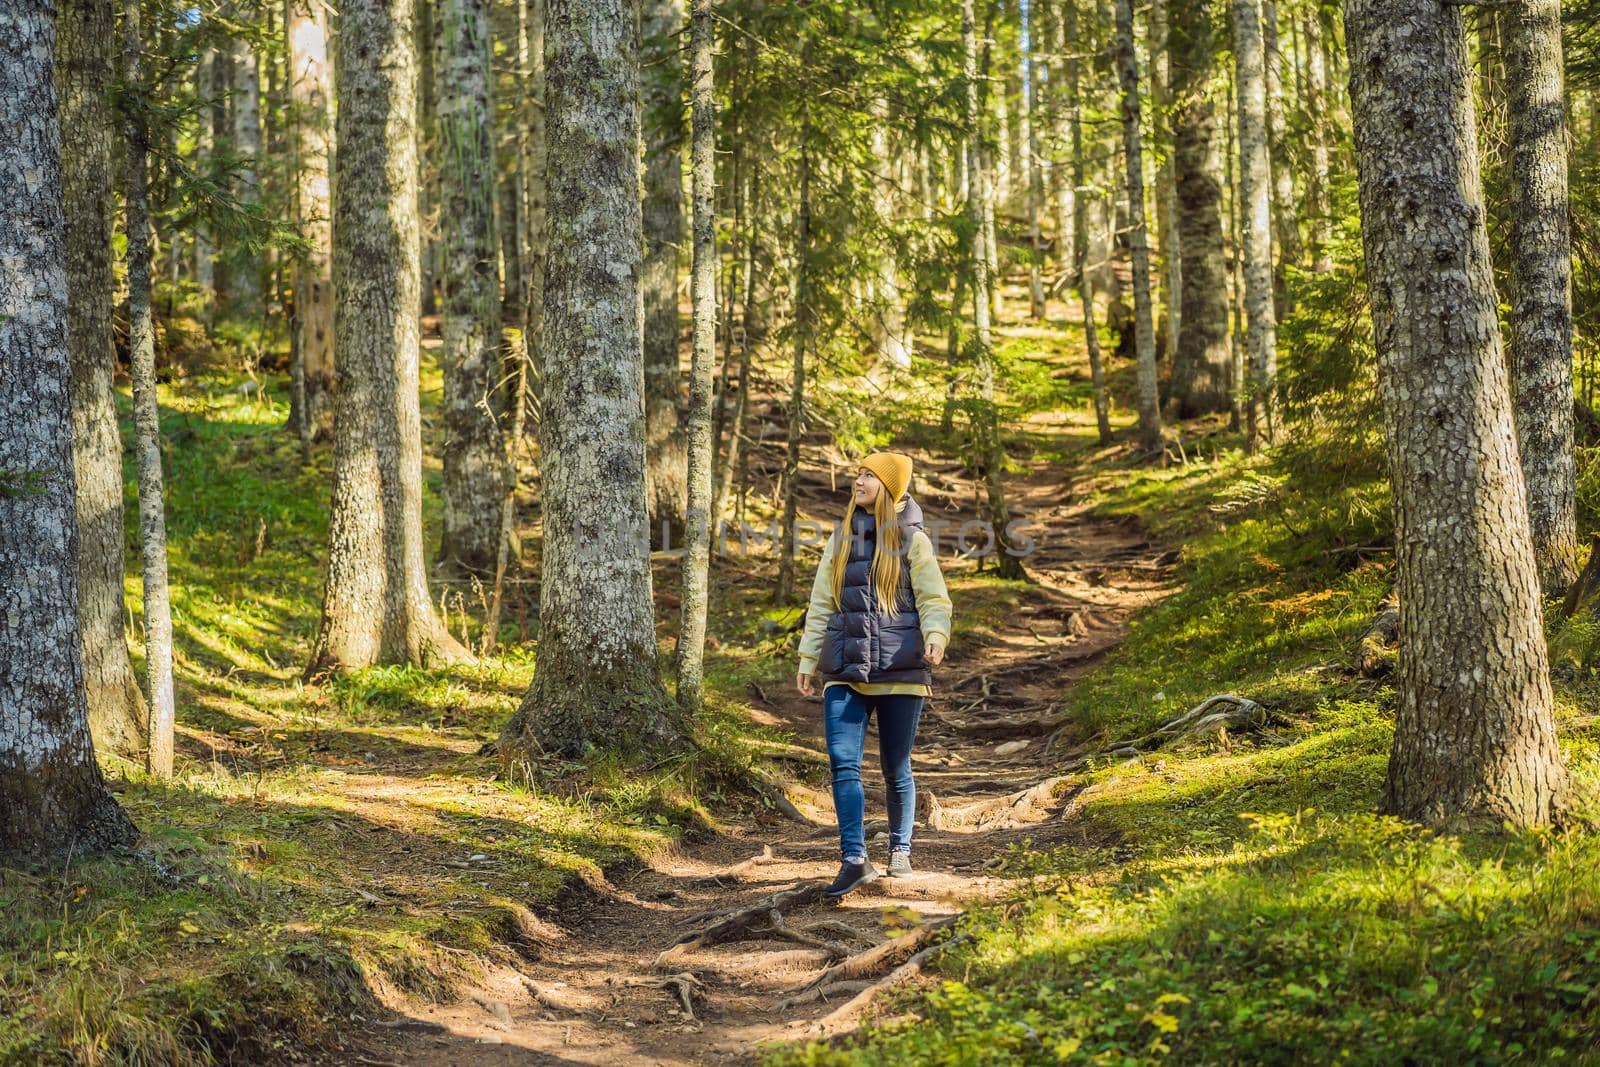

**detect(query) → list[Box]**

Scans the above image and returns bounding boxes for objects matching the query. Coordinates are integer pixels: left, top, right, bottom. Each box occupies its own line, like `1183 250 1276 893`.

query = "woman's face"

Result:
852 468 883 508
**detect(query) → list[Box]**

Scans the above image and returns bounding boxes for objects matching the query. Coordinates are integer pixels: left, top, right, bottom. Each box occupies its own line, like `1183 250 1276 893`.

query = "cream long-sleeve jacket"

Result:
796 503 953 697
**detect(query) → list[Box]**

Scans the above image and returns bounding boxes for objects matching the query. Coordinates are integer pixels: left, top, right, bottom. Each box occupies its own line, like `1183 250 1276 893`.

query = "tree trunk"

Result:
1506 0 1579 596
287 0 335 446
775 104 811 605
121 0 177 778
526 0 547 388
309 0 467 673
642 0 686 538
435 0 505 577
676 0 715 710
0 0 137 857
1304 6 1332 272
1345 0 1569 828
870 118 913 371
1025 2 1046 320
1168 0 1232 417
1067 0 1112 445
232 35 263 316
714 165 759 529
194 46 216 313
966 0 1025 580
1044 0 1074 305
1262 0 1299 309
1114 0 1163 456
1232 0 1277 449
59 0 148 760
1149 0 1180 374
501 0 685 761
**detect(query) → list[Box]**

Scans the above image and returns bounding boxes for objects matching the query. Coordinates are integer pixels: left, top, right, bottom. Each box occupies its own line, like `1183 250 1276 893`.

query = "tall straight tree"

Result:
775 99 811 604
642 0 687 536
1025 0 1046 320
1304 4 1333 272
1066 0 1112 445
525 0 547 381
1345 0 1569 827
120 0 177 777
1113 0 1162 454
308 0 465 672
1167 0 1231 417
502 0 685 759
1232 0 1277 448
966 0 1026 579
287 0 335 446
676 0 716 710
1262 0 1299 298
232 24 263 315
59 0 147 758
435 0 506 576
1 0 136 856
1505 0 1578 595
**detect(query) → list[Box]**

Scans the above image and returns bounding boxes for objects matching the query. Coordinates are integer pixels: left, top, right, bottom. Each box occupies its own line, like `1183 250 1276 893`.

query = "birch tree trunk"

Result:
1505 0 1578 595
1044 0 1074 303
1167 0 1232 417
0 0 137 856
676 0 715 710
287 0 335 445
232 34 263 315
1345 0 1569 828
642 0 686 537
1114 0 1163 456
1025 1 1046 320
59 0 148 759
435 0 506 577
120 0 177 778
966 0 1025 580
194 46 216 312
501 0 685 761
713 165 759 528
1232 0 1277 449
1067 0 1112 444
308 0 467 673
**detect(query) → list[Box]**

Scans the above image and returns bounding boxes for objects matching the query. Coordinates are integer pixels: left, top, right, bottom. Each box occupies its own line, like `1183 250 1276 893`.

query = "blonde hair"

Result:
829 489 905 621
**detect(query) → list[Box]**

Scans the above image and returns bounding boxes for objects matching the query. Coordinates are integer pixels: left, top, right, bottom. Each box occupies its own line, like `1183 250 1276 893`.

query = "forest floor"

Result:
342 384 1177 1065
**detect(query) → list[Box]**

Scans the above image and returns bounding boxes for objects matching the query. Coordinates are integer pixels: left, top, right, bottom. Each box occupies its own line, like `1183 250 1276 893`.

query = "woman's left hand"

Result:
925 642 945 666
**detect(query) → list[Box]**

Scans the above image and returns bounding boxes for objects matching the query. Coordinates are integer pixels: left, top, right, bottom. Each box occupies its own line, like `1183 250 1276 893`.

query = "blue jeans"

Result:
823 685 925 863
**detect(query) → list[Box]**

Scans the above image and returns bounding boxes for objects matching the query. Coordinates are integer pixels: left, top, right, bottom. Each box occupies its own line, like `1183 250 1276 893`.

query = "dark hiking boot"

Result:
886 850 913 878
823 859 879 898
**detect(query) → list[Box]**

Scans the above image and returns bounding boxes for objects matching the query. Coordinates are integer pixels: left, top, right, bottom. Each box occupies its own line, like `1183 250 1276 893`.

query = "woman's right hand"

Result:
796 672 815 697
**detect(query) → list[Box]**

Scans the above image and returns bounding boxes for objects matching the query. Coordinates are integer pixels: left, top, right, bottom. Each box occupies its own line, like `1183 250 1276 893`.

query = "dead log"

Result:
1355 590 1400 676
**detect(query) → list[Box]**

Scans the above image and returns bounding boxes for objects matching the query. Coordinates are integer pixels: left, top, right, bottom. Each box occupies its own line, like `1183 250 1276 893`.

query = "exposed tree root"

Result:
923 776 1073 831
655 883 826 968
625 972 704 1022
748 767 816 825
1104 694 1267 757
807 933 971 1033
780 915 958 1008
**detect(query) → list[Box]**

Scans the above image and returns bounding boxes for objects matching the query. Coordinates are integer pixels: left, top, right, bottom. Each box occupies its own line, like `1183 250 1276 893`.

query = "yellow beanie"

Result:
860 451 913 502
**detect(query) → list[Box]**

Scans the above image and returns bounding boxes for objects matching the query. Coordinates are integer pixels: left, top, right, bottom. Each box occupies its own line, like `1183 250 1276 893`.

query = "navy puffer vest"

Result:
815 494 932 686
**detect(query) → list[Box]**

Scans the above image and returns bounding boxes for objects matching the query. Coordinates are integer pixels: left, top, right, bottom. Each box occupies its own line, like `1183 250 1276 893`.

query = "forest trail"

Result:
347 406 1177 1065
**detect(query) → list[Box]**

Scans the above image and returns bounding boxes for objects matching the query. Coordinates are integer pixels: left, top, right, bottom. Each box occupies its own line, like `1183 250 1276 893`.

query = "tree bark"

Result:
1345 0 1569 828
1149 0 1180 373
1304 6 1332 272
1505 0 1579 596
676 0 715 710
194 46 216 313
232 33 263 315
1262 0 1299 307
121 0 177 778
1232 0 1277 449
308 0 467 673
59 0 148 760
1114 0 1162 456
1168 0 1232 417
1066 0 1112 445
287 0 335 446
500 0 685 761
1025 1 1046 320
0 0 137 858
775 102 811 605
1044 0 1074 305
525 0 547 387
435 0 506 577
870 117 912 371
642 0 686 537
967 0 1025 580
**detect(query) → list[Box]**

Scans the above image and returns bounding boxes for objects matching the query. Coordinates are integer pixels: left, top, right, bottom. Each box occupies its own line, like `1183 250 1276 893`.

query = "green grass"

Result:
769 434 1600 1067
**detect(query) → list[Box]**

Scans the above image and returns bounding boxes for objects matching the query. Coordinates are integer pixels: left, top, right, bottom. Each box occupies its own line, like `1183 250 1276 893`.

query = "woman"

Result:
795 451 953 898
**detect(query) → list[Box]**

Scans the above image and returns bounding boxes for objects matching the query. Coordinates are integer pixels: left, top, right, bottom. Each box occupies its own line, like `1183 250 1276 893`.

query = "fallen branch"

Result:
625 971 704 1022
1355 591 1400 676
924 776 1072 831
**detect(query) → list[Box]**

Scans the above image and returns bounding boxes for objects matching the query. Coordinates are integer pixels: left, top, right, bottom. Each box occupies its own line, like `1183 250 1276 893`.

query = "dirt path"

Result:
346 439 1175 1066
